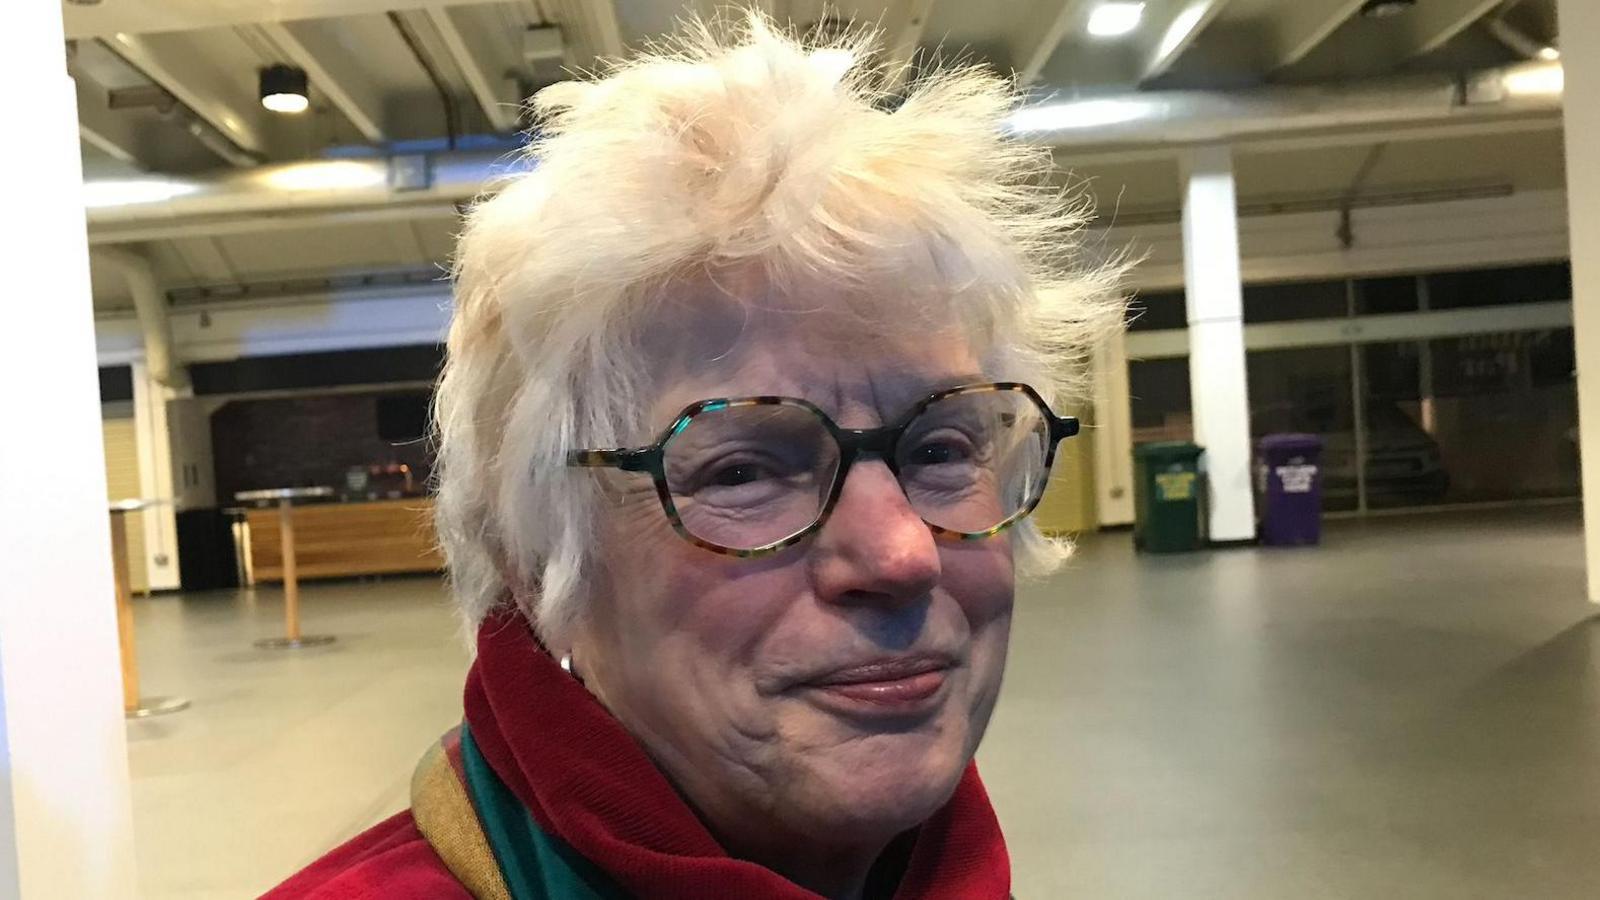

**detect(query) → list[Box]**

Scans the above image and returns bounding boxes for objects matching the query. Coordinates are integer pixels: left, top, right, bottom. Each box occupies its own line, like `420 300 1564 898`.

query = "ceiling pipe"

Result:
96 246 191 391
82 59 1562 242
389 11 461 150
1482 16 1554 60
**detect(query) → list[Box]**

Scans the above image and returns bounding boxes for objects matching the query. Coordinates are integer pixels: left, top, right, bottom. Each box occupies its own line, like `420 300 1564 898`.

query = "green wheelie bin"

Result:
1133 442 1205 553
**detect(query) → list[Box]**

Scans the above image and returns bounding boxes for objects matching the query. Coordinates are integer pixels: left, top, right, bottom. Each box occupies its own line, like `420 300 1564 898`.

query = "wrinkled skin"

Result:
568 284 1015 899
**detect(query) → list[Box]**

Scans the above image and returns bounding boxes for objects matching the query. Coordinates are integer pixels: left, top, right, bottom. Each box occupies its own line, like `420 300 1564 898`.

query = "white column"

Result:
131 362 182 591
0 3 139 896
1093 331 1136 526
1181 145 1256 542
1561 0 1600 603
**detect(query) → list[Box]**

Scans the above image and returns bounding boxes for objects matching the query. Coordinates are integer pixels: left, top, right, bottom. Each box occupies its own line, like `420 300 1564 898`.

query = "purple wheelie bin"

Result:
1255 433 1324 547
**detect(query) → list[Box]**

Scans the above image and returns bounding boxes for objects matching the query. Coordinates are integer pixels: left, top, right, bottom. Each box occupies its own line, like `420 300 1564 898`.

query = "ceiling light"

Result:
1005 97 1152 135
1538 46 1561 61
1359 0 1416 19
83 179 200 209
259 64 309 114
259 161 388 192
1087 3 1146 39
1503 63 1564 97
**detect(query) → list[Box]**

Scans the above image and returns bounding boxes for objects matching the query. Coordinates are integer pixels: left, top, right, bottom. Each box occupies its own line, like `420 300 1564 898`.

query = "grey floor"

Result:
125 506 1600 899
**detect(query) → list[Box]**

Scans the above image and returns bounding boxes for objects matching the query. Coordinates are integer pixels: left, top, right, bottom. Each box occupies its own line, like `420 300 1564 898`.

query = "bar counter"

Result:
239 496 442 584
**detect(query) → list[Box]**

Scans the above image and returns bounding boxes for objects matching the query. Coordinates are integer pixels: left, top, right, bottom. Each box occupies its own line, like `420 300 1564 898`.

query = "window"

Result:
1424 262 1571 310
1126 290 1186 331
1242 279 1347 323
1128 358 1192 444
1353 276 1418 315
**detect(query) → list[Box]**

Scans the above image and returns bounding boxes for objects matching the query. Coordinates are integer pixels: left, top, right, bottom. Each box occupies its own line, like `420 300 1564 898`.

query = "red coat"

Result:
264 612 1010 899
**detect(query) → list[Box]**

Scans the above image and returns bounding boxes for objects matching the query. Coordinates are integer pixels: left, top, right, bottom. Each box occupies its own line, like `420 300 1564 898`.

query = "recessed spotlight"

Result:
1538 46 1561 61
1087 2 1146 39
259 64 309 114
1359 0 1417 19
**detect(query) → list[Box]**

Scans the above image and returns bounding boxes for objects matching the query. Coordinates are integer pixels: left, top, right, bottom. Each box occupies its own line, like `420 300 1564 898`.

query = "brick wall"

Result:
211 390 434 502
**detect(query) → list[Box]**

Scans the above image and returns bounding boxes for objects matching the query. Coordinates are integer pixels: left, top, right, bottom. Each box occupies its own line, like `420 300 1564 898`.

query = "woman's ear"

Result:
496 558 543 628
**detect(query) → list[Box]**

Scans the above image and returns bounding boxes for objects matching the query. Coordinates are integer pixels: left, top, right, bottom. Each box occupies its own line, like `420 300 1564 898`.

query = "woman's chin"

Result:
779 730 970 843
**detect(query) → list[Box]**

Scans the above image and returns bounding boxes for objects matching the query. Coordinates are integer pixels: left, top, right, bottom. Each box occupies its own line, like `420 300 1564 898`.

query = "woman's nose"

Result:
808 458 942 606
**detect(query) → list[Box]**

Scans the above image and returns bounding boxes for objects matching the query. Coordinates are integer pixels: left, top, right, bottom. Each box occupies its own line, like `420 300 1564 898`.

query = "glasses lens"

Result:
895 389 1051 535
661 402 841 551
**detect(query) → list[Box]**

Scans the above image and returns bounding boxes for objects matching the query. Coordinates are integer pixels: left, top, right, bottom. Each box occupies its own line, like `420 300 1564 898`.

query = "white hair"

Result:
432 11 1125 646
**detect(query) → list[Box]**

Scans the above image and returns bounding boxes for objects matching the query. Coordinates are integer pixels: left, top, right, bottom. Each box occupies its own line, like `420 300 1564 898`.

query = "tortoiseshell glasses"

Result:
567 382 1079 558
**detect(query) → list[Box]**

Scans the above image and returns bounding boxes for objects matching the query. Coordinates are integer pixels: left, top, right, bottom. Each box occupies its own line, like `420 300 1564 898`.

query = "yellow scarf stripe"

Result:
410 739 514 900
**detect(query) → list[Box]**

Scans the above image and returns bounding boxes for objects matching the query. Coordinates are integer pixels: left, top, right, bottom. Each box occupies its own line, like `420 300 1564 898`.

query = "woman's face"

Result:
569 288 1015 856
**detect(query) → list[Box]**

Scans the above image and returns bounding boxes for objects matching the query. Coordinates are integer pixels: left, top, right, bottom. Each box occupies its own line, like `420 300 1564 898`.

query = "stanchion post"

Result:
109 512 139 715
278 498 301 643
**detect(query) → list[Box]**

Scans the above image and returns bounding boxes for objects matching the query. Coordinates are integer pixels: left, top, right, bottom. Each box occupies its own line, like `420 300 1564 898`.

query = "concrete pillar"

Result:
131 362 182 591
1181 146 1256 542
0 4 139 896
1560 0 1600 603
1092 331 1136 527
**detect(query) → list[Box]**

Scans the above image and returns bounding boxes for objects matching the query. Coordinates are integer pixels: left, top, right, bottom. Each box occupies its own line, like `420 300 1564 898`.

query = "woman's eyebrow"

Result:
889 373 990 409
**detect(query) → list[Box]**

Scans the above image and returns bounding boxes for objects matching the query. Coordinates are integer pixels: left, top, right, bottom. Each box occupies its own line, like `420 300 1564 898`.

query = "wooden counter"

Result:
241 497 443 583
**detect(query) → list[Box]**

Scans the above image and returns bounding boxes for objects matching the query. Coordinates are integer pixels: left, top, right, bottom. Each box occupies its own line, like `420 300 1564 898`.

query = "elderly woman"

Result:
270 12 1118 900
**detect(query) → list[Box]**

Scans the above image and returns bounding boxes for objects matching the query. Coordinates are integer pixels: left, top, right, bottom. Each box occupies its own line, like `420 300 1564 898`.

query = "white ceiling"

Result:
71 0 1566 311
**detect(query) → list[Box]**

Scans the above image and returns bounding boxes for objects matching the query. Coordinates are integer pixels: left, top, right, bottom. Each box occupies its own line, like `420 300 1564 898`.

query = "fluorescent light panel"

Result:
1088 2 1146 38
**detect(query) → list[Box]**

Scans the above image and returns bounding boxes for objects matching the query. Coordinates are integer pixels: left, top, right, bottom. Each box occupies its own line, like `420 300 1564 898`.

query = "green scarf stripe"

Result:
459 724 629 900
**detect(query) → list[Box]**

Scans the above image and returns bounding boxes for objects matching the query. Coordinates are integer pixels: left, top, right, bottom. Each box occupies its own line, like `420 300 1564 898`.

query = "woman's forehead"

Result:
636 269 992 423
646 333 987 429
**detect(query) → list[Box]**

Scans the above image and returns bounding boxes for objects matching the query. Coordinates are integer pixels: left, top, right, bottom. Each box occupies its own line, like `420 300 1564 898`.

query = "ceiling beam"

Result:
881 0 938 92
1389 0 1505 59
1058 114 1562 169
258 22 387 144
64 0 506 41
170 238 240 283
74 77 145 168
89 205 462 246
1264 0 1367 70
101 32 268 160
1138 0 1235 83
543 0 626 69
1013 0 1093 87
422 7 524 132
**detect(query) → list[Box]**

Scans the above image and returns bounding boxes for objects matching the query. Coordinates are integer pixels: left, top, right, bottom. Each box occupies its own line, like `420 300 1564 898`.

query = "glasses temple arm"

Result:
566 448 656 472
1049 415 1081 443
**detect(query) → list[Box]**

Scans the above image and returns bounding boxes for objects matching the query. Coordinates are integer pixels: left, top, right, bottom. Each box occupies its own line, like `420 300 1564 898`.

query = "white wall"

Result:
1558 0 1600 602
168 397 218 510
0 4 138 892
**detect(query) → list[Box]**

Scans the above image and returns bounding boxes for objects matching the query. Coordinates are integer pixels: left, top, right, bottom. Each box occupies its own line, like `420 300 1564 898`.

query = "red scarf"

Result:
464 611 1011 899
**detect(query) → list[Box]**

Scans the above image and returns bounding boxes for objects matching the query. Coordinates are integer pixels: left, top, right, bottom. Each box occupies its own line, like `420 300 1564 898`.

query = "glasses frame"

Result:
567 381 1080 558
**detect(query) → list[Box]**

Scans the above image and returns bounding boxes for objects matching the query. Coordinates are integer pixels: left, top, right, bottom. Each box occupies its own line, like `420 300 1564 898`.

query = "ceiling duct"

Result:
97 246 190 390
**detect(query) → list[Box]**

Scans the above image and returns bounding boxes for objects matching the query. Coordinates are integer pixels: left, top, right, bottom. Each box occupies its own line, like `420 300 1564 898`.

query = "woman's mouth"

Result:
799 655 955 715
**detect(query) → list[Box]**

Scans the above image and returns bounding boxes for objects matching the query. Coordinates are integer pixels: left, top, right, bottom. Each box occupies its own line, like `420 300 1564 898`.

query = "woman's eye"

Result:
707 463 770 487
909 440 969 466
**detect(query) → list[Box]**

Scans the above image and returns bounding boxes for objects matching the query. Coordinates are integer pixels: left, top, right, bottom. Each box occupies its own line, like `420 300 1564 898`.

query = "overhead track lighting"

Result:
259 64 309 114
1087 3 1146 39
